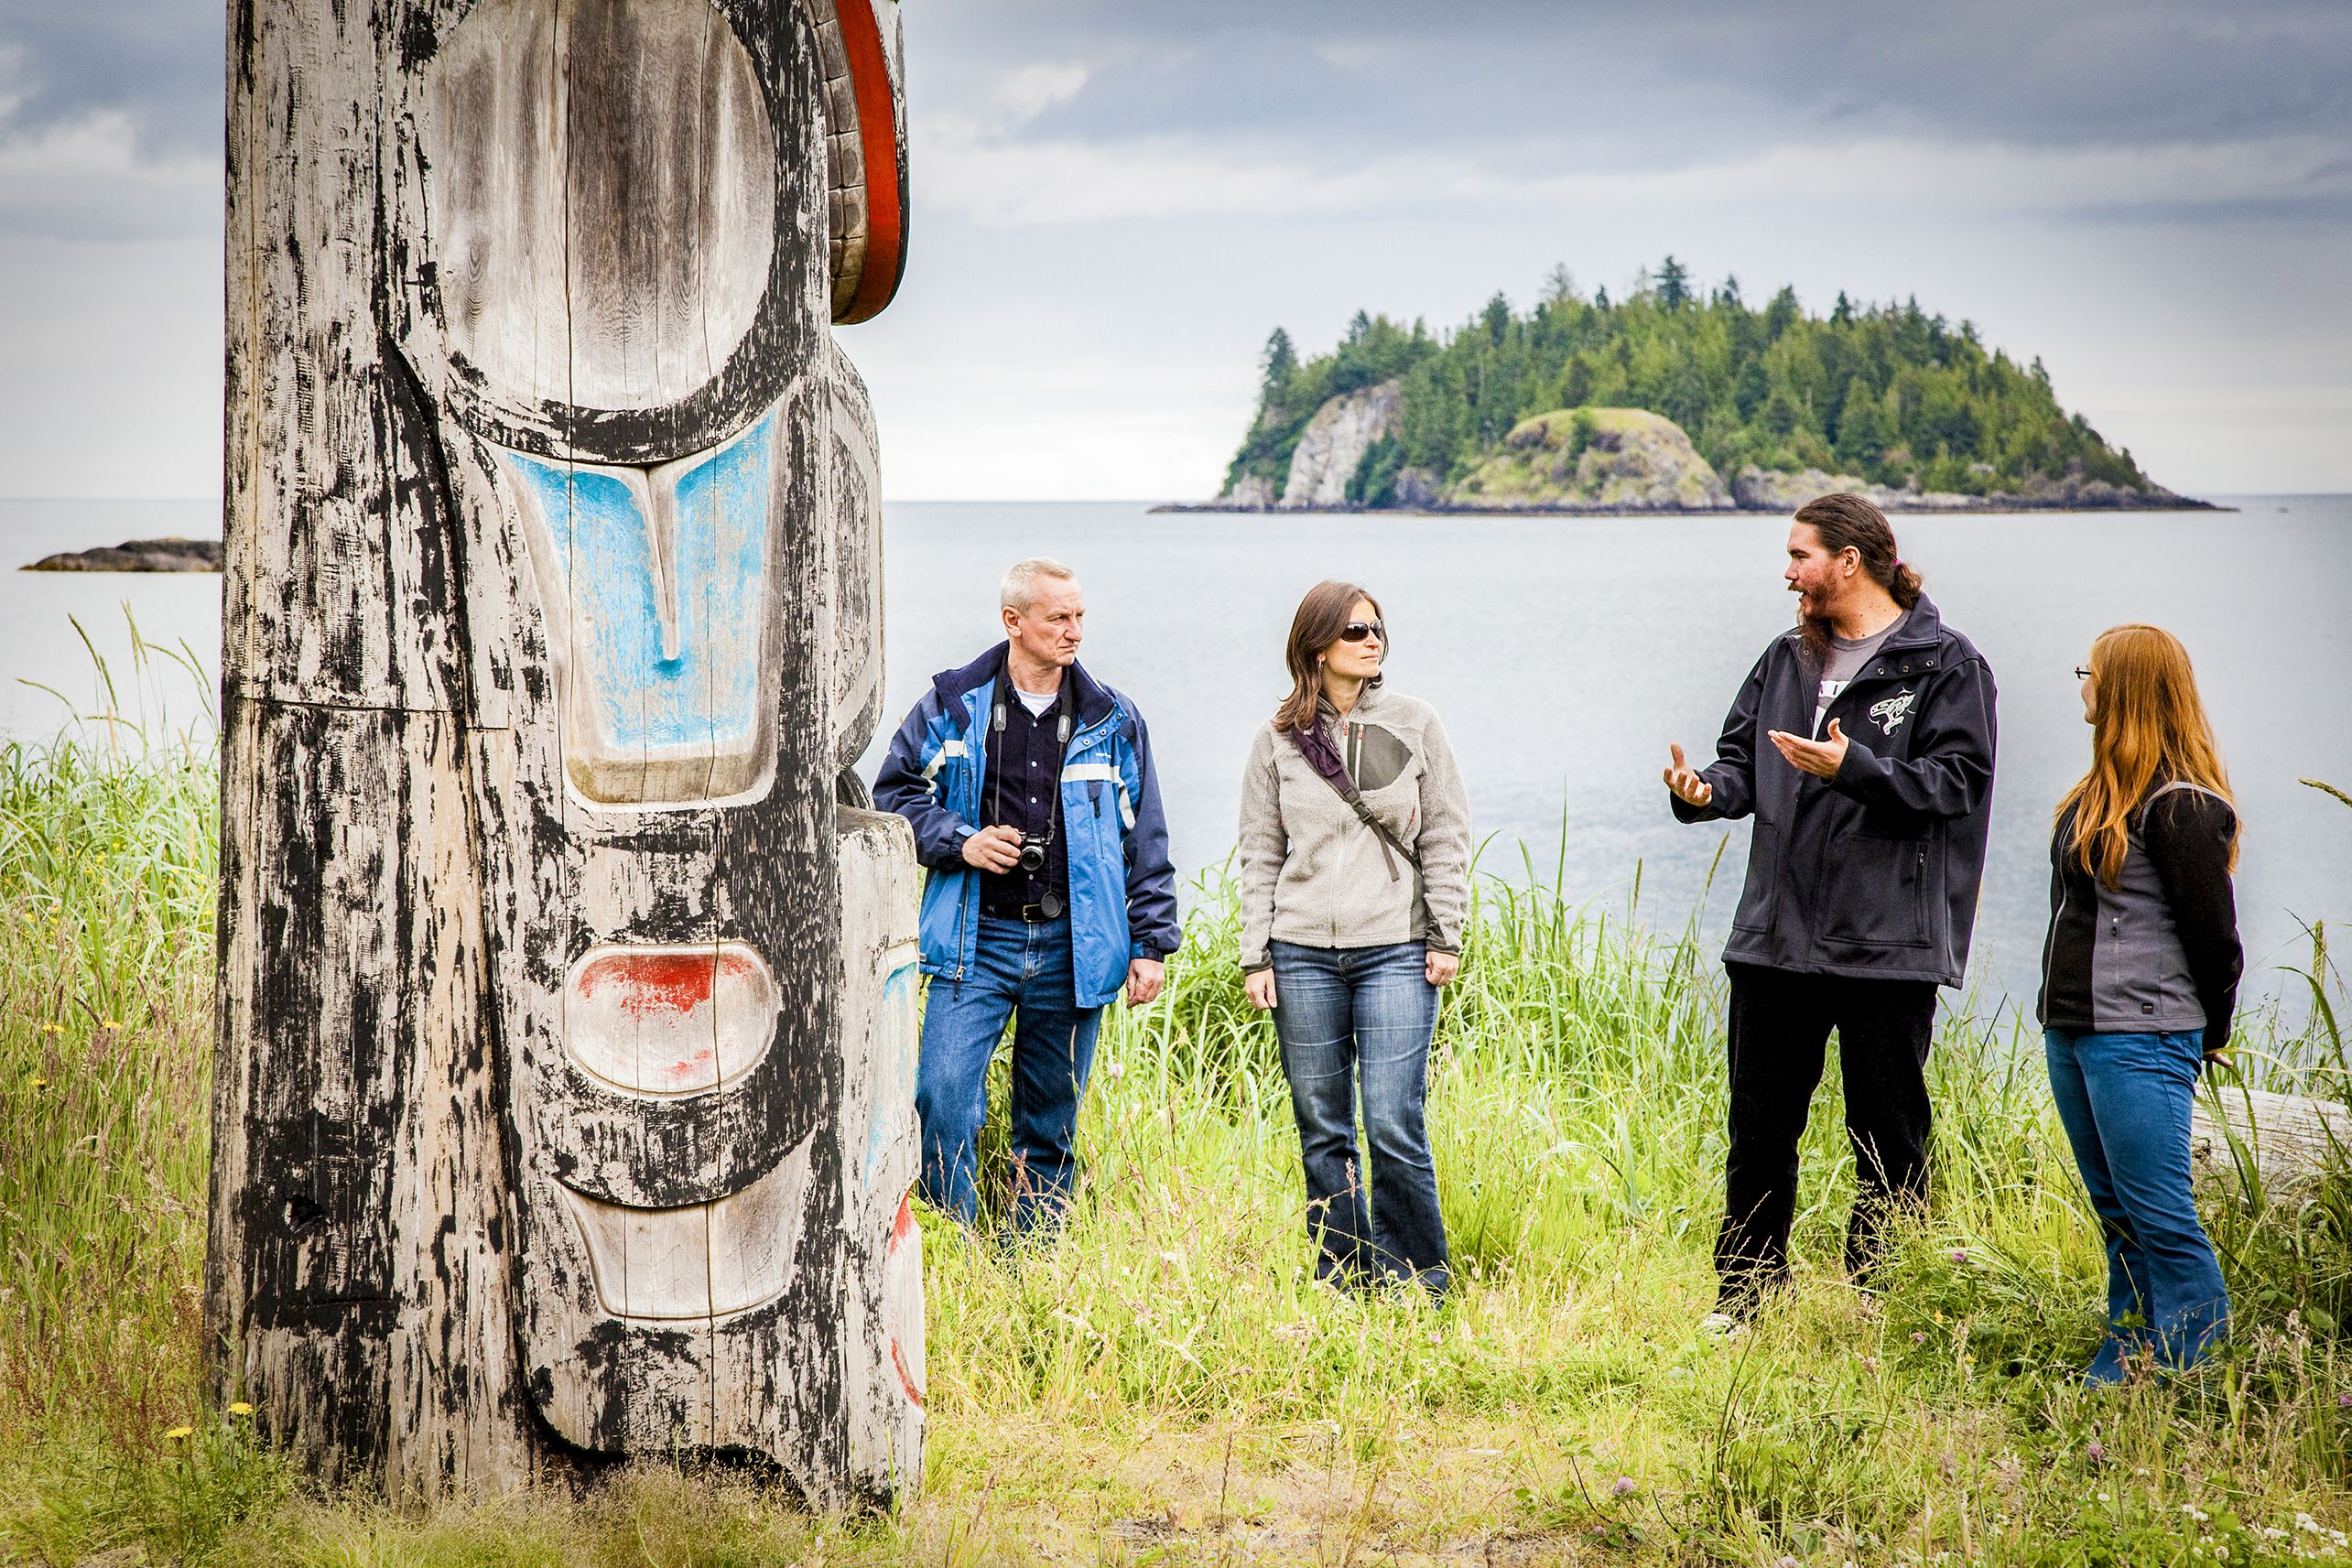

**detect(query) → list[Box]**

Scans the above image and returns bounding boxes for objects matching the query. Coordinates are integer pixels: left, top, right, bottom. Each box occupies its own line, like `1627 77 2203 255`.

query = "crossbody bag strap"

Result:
1290 730 1418 879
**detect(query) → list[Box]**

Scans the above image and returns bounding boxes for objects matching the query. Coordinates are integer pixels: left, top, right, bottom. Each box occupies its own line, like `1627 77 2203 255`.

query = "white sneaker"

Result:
1698 1311 1747 1340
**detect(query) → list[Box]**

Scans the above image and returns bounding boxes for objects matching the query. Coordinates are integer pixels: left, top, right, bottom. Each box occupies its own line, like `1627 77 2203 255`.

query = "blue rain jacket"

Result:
873 644 1181 1007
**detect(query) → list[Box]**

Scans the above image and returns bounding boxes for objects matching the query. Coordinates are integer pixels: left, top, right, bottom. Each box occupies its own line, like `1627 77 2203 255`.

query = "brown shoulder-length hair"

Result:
1793 493 1924 664
2058 624 2239 888
1275 580 1384 733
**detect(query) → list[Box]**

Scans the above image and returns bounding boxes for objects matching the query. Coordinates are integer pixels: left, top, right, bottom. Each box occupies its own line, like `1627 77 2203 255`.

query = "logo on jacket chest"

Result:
1868 688 1917 737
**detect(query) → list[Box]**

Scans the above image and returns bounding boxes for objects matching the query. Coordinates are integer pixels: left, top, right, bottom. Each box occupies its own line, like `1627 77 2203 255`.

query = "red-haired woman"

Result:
1238 580 1472 1298
2040 624 2242 1382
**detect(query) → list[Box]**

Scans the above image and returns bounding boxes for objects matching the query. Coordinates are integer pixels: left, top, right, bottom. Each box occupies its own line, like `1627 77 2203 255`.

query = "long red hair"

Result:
2057 624 2238 887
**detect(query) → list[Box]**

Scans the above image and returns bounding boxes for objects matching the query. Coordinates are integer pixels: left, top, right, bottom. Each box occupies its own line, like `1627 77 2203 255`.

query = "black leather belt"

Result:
986 897 1064 923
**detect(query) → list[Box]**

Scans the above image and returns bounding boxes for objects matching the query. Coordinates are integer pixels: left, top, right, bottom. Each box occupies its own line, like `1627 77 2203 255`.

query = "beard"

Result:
1793 579 1836 665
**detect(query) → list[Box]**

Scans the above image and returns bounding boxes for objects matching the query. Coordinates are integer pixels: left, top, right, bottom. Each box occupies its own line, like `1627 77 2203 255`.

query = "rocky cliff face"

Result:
1447 408 1733 512
1219 473 1278 510
1279 378 1402 508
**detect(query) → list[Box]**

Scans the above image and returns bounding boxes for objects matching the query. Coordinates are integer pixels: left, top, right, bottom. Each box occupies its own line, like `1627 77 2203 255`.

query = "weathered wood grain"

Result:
833 806 925 1498
214 0 920 1507
2193 1086 2352 1191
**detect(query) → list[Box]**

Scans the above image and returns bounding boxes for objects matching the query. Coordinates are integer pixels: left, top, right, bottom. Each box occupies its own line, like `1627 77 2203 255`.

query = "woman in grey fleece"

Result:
1239 580 1472 1297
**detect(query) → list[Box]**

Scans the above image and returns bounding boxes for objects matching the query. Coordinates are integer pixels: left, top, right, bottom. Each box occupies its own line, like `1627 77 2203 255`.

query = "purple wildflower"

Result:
1611 1476 1637 1497
2087 1438 2107 1464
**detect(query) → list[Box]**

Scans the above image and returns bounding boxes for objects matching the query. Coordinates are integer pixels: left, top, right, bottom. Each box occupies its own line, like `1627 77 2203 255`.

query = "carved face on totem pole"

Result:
396 0 919 1497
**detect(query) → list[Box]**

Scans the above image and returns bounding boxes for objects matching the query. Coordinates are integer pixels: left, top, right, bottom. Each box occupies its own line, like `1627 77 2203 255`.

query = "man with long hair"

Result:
1664 494 1999 1324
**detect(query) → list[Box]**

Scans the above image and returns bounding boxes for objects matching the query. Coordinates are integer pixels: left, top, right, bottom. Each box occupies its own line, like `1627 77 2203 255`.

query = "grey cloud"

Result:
910 0 2352 162
0 0 221 157
5 0 2345 181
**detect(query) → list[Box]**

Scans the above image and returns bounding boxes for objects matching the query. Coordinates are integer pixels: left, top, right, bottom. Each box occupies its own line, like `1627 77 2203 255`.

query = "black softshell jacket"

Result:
1672 594 1998 987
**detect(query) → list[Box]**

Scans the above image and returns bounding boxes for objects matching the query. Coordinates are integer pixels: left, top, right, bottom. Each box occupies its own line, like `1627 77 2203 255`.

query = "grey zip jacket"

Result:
1671 594 1998 987
2038 782 2242 1053
1238 685 1472 974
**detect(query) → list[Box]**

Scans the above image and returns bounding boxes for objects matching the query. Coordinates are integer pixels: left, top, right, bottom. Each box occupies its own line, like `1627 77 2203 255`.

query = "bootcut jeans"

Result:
914 914 1105 1236
1268 939 1449 1297
2043 1027 2229 1380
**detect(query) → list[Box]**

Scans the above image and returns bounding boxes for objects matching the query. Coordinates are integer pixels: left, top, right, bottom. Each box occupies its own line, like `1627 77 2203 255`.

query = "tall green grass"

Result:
5 737 2352 1564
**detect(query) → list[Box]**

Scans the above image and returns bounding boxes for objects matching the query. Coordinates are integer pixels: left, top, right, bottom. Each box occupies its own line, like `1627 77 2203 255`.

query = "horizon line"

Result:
5 492 2352 506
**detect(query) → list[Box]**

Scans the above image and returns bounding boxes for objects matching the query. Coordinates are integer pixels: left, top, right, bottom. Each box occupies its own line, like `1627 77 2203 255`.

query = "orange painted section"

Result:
836 0 906 323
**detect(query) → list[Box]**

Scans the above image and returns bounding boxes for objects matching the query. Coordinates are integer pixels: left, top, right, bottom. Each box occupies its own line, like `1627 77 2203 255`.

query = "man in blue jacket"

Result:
874 557 1182 1235
1665 494 1997 1323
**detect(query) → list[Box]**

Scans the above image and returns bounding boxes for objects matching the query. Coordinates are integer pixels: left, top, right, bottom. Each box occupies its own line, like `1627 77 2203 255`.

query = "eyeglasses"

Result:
1339 621 1386 643
2074 666 2093 680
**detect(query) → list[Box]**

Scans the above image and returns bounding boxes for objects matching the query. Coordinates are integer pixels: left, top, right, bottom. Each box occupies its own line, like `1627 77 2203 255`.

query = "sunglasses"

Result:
1338 621 1386 644
2074 666 2093 680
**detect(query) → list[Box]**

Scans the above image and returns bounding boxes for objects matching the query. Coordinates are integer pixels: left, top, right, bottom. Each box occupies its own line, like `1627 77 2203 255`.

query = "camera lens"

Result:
1018 841 1046 872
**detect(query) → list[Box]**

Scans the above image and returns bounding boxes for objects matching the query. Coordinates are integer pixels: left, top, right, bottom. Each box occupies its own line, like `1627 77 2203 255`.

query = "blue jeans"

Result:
1270 940 1449 1296
2043 1028 2230 1379
916 915 1105 1234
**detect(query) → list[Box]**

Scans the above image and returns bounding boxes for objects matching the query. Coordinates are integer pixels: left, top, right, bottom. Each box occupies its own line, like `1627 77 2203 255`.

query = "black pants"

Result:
1717 962 1938 1313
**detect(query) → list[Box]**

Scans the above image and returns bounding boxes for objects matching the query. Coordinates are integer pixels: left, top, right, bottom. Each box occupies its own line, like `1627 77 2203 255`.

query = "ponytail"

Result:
1891 559 1924 611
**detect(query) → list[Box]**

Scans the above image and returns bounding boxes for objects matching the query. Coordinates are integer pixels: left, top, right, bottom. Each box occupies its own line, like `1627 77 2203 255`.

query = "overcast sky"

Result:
2 0 2347 500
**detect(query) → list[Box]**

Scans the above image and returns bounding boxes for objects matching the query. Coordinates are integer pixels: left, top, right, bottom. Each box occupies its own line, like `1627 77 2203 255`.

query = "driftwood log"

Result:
209 0 922 1507
2192 1085 2352 1192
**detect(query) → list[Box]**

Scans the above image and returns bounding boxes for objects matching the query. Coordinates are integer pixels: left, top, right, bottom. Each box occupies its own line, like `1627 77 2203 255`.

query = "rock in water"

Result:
1732 465 1980 513
1449 408 1733 512
24 536 222 572
1280 378 1403 508
1731 463 2200 513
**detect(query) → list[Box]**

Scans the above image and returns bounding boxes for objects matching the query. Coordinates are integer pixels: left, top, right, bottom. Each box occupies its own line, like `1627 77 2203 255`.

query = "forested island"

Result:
1193 260 2206 514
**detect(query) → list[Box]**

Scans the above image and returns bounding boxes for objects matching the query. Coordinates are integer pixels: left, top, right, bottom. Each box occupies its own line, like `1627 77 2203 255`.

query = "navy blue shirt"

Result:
979 677 1070 915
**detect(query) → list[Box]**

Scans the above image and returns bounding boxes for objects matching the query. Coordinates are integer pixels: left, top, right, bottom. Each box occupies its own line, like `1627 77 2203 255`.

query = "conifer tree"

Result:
1656 255 1691 310
1259 328 1297 409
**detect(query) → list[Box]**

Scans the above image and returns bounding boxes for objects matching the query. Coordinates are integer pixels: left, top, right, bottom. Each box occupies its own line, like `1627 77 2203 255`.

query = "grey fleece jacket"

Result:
1237 685 1473 973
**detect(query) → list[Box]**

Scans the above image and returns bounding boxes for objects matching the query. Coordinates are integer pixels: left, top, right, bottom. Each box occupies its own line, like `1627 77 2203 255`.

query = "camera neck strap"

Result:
990 669 1071 849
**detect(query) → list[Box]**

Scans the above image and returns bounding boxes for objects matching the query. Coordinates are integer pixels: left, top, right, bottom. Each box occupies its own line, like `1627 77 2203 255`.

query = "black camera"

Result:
1017 834 1050 873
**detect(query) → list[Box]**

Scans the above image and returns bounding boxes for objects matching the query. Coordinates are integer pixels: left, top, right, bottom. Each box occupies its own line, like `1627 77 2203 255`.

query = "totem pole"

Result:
208 0 924 1507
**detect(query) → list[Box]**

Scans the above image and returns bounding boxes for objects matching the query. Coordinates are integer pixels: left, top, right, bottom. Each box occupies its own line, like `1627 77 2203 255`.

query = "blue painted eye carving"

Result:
506 413 776 797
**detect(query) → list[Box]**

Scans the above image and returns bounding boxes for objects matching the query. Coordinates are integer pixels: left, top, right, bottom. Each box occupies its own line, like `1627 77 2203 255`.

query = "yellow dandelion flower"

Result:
165 1425 194 1440
39 1023 63 1034
101 1020 119 1030
228 1401 255 1416
27 1076 47 1089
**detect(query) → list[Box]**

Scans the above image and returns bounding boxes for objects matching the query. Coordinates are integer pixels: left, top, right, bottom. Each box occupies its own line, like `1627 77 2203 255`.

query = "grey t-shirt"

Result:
1815 616 1905 736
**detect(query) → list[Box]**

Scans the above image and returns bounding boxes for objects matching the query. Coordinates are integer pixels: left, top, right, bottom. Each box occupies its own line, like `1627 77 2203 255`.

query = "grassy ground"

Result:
5 736 2352 1566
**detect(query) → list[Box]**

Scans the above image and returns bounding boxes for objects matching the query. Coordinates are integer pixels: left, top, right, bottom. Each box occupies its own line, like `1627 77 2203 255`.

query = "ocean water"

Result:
5 494 2347 1014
